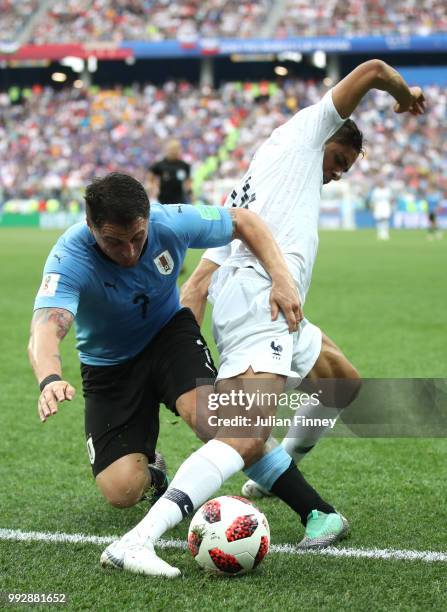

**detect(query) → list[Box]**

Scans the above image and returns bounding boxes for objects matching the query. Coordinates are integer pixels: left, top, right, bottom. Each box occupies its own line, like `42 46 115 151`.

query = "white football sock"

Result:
125 439 244 544
282 401 341 463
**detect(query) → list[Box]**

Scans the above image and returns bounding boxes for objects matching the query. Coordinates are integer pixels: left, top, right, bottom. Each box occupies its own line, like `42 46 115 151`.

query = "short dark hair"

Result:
328 119 365 156
84 173 150 228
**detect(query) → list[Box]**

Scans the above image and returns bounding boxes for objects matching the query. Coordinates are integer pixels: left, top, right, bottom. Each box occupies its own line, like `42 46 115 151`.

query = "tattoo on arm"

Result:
32 308 74 340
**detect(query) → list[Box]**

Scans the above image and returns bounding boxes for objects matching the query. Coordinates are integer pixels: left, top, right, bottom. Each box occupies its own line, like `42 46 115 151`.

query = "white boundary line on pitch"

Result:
1 528 447 563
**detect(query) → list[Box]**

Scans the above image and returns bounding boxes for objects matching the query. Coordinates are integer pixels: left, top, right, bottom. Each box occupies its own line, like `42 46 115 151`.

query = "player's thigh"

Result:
303 333 361 407
215 367 286 465
307 333 359 379
82 356 160 484
176 385 217 441
213 268 296 382
151 308 218 439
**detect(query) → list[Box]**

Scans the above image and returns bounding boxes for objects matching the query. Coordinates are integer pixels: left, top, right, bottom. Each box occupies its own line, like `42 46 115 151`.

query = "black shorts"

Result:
81 308 217 477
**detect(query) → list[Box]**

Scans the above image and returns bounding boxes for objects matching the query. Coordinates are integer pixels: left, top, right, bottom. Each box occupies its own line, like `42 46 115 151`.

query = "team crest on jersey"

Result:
37 273 60 297
270 340 283 360
154 250 175 275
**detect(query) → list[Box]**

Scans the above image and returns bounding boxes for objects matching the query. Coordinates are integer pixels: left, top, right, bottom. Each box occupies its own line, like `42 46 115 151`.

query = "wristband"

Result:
39 374 62 392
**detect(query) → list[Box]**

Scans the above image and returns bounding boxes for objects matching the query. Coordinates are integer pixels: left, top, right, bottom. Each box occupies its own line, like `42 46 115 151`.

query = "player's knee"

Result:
337 365 362 408
316 349 362 408
96 463 148 509
349 367 362 402
99 476 146 509
104 489 140 509
226 438 265 467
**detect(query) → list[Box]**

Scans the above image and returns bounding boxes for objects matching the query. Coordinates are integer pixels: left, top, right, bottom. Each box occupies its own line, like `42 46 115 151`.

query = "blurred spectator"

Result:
0 0 38 42
20 0 447 43
0 80 251 206
149 139 192 204
30 0 272 43
276 0 447 37
0 79 445 212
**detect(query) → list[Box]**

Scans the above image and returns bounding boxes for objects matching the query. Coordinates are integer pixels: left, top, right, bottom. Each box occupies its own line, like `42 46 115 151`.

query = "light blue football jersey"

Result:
34 204 233 365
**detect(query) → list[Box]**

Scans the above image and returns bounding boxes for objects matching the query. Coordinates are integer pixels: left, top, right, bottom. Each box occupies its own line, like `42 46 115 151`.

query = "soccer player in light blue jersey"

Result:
29 172 302 506
29 172 320 575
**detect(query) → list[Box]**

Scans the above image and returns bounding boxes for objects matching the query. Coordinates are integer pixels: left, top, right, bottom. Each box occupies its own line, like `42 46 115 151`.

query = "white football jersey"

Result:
204 89 346 301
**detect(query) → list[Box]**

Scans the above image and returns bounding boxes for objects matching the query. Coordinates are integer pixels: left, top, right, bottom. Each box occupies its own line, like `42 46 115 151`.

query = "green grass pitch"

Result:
0 228 446 611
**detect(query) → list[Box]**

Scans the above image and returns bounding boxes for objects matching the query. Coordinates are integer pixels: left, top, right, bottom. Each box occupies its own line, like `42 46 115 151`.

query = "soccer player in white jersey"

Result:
181 60 425 526
370 177 394 240
101 61 425 577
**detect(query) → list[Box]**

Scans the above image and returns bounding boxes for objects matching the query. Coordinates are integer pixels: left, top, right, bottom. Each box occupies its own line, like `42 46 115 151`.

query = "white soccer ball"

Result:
187 495 270 575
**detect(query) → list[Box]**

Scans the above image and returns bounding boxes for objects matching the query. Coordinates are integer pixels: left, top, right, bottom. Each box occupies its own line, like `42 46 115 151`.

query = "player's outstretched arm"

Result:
180 258 220 326
28 307 75 422
331 59 426 119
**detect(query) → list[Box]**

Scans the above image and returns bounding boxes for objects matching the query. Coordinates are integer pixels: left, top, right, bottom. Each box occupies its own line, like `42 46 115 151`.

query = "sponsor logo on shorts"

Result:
37 273 60 297
86 435 95 465
154 250 174 275
270 340 283 360
197 339 216 375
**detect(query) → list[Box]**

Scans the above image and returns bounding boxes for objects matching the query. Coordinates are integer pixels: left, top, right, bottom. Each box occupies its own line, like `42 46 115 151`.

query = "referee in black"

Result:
149 139 192 204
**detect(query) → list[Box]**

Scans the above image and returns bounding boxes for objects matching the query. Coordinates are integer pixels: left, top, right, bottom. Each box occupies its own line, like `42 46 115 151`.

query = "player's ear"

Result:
85 210 93 231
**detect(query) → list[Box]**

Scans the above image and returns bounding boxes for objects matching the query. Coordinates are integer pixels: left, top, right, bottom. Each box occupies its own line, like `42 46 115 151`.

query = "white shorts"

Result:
211 267 322 388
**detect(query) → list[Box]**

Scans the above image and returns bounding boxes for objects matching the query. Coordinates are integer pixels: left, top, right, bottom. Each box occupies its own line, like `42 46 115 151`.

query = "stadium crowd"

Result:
0 0 39 42
0 80 251 204
0 79 445 210
20 0 447 43
276 0 447 38
30 0 272 43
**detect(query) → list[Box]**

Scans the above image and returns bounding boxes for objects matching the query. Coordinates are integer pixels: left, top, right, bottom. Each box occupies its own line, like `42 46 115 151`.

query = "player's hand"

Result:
393 87 426 115
269 274 303 333
38 380 75 423
180 280 208 326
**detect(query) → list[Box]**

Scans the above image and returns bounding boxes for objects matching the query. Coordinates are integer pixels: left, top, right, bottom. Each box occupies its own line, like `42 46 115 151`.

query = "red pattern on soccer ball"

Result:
229 495 254 506
202 499 221 523
253 535 269 567
225 514 258 542
188 529 203 557
209 547 243 574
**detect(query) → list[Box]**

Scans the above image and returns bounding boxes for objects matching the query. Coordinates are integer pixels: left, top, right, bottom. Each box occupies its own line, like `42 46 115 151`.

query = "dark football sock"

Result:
148 465 168 491
270 460 335 525
141 466 168 503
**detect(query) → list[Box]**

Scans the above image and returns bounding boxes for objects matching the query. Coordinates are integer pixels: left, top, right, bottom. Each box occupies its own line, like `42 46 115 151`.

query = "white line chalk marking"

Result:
1 528 446 563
